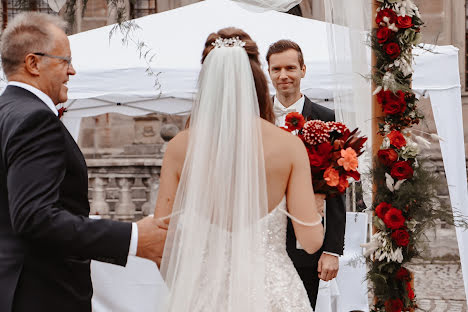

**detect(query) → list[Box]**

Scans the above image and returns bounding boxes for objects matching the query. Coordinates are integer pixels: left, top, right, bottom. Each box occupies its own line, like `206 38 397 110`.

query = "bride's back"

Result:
161 120 300 213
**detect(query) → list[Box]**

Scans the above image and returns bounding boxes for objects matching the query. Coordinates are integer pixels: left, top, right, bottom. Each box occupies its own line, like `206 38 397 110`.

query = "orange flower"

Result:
337 147 358 171
324 167 339 187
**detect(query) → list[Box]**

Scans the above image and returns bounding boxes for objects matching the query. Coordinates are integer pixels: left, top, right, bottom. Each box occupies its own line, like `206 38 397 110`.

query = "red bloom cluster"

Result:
376 8 397 25
385 298 403 312
387 130 406 149
302 120 330 145
391 229 410 246
395 267 411 281
376 202 406 230
377 90 407 115
377 148 398 166
284 113 367 196
391 161 414 180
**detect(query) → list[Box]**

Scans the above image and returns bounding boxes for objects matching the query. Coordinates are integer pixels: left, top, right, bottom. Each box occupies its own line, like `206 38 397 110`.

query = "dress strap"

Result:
158 210 182 222
278 207 323 227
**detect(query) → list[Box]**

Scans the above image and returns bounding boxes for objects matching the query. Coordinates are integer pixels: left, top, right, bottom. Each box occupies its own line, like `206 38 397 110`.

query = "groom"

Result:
267 40 346 309
0 13 168 312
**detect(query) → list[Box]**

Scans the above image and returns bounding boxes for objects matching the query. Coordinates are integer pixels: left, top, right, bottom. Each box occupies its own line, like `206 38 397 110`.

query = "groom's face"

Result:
268 49 306 98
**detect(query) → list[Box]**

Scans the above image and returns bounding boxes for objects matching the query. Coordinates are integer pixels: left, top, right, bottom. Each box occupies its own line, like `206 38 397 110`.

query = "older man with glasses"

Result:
0 12 168 312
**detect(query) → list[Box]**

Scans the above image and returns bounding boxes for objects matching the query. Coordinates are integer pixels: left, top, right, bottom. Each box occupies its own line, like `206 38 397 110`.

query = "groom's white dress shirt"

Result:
7 81 138 257
273 95 305 127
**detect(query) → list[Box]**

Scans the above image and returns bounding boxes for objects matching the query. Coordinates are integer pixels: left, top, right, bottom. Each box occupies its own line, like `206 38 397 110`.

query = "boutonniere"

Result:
58 107 67 119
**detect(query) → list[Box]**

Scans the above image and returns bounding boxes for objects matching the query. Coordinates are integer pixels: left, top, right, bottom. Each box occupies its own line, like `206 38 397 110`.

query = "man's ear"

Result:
301 64 306 78
23 54 41 76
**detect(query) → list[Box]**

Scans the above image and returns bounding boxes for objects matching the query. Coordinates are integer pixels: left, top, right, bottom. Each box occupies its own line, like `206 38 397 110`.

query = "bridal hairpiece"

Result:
212 36 246 48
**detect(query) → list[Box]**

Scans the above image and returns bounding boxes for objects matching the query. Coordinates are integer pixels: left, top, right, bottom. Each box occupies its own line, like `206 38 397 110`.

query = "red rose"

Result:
392 229 410 246
385 298 403 312
378 148 398 166
377 27 392 44
396 15 414 29
375 202 392 219
285 112 305 131
383 42 401 59
396 267 411 281
376 8 397 25
391 161 414 180
406 282 415 300
387 130 406 149
377 90 406 115
384 207 405 229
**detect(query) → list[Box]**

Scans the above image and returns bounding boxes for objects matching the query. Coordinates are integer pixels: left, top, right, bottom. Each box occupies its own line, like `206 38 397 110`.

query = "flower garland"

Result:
365 1 456 311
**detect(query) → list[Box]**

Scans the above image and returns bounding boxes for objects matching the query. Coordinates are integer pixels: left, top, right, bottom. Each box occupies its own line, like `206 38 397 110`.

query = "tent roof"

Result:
2 0 461 117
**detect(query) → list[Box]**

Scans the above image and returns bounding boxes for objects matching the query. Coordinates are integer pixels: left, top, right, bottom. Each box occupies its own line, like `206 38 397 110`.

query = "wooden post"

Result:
1 0 7 30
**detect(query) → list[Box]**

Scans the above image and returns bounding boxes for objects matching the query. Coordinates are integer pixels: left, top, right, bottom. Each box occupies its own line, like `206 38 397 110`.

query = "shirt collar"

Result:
7 81 58 116
273 95 305 114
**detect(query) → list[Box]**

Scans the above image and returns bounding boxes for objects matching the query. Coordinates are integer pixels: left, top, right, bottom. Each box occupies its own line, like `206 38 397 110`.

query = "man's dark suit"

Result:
285 96 346 309
0 86 132 312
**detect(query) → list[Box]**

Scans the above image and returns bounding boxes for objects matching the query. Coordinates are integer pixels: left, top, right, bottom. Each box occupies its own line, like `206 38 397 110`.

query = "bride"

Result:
154 27 323 311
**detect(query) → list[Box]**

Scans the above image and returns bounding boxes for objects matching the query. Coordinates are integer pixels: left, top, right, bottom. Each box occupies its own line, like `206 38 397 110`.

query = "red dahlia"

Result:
302 120 330 145
383 207 405 230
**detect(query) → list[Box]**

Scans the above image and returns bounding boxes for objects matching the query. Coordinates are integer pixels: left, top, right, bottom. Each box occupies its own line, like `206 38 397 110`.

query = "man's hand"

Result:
136 216 170 266
317 253 339 281
315 193 326 217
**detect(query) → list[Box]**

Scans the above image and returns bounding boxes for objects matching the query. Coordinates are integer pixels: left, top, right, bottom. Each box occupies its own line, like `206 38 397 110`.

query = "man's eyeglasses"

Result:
33 52 72 67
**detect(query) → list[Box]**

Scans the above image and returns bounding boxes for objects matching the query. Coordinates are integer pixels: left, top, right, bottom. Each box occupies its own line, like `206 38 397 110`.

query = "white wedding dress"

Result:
160 40 316 312
263 197 314 312
182 196 313 312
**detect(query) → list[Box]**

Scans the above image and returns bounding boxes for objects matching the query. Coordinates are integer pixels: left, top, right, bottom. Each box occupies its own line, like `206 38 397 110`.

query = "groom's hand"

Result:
136 216 168 265
317 253 339 281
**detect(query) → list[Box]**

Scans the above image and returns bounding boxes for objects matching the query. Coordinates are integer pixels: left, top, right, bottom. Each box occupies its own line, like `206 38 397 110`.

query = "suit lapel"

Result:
301 96 320 120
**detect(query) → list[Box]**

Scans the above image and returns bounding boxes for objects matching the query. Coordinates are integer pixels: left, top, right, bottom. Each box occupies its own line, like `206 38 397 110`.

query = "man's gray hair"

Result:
1 12 68 77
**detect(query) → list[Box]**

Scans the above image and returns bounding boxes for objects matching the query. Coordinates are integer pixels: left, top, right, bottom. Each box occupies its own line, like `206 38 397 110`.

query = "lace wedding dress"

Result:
263 197 314 312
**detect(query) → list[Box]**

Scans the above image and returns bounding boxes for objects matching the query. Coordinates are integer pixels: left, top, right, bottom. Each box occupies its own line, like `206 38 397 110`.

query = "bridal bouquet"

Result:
282 112 367 197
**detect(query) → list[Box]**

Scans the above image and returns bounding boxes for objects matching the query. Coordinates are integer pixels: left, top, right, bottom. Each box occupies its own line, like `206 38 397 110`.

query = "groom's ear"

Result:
301 64 306 78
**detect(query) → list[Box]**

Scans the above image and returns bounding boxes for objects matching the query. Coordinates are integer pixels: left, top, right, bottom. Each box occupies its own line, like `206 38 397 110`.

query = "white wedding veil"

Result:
159 35 269 311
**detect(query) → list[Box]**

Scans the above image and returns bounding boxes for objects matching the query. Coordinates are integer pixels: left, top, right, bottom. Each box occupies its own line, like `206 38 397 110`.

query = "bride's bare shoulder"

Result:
261 119 305 152
165 129 189 160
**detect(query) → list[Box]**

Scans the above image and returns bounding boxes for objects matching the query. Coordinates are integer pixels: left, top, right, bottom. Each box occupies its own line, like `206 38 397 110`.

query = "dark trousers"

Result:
296 266 320 310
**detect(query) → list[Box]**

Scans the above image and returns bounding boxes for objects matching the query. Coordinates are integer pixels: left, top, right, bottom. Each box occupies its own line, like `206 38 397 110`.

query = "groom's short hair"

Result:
266 40 304 68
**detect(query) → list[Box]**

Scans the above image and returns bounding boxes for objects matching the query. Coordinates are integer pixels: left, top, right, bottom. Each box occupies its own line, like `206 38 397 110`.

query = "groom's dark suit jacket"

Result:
0 86 132 312
285 96 346 307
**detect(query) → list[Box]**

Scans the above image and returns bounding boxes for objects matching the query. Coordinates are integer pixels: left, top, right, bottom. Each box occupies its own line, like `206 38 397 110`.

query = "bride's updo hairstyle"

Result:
201 27 275 124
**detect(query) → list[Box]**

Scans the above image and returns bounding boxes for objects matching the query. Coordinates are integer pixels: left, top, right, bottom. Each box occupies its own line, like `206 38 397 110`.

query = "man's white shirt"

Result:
7 81 138 257
273 95 305 127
